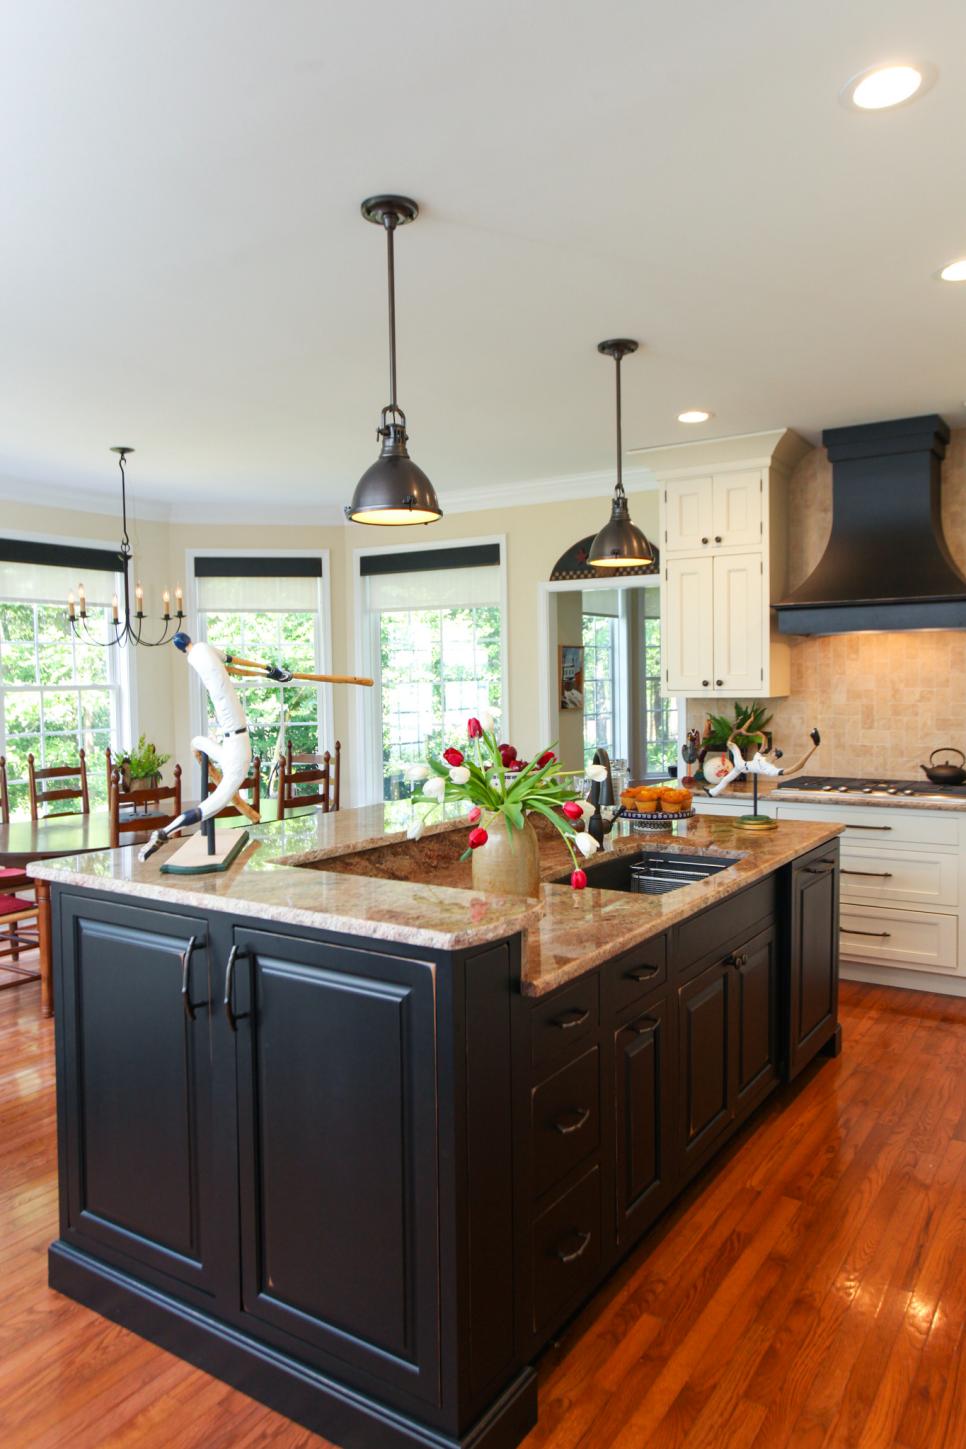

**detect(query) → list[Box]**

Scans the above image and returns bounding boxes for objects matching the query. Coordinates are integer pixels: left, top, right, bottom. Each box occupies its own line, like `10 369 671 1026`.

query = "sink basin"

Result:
553 848 740 894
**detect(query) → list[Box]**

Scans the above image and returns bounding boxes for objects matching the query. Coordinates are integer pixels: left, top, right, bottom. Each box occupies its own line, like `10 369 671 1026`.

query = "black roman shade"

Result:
193 556 323 579
0 538 122 573
360 544 500 578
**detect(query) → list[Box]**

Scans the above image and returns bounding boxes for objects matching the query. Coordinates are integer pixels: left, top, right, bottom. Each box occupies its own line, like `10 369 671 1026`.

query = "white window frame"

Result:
352 534 509 807
184 548 333 763
537 574 685 772
0 528 134 803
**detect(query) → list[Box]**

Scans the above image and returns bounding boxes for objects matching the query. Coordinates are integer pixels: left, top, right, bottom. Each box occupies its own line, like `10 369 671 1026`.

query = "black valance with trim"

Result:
360 543 500 578
193 556 323 579
0 538 123 574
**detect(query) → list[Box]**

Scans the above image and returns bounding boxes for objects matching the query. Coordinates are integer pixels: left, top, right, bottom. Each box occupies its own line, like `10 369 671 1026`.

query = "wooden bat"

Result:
195 750 261 824
225 655 373 687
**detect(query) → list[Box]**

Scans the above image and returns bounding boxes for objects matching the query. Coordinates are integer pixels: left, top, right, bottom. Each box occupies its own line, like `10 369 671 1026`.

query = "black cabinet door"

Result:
677 958 736 1174
614 995 674 1247
229 927 441 1407
788 851 840 1079
734 925 779 1116
57 894 220 1298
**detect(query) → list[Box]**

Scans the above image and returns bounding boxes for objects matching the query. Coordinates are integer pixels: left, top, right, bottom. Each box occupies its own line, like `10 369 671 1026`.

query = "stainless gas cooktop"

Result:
776 775 966 799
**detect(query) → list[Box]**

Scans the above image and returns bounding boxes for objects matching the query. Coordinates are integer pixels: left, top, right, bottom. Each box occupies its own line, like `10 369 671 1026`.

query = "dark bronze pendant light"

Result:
345 195 442 526
588 339 655 568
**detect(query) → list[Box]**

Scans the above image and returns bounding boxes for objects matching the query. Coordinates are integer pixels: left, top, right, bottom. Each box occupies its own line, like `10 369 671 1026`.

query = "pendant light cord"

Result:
383 212 399 415
614 352 625 498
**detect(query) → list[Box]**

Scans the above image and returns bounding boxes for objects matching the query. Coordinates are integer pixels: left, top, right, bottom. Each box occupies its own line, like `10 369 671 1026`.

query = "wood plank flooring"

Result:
1 975 964 1448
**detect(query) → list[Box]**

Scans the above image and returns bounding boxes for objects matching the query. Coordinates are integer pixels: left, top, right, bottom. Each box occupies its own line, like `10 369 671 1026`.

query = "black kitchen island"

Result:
32 807 842 1449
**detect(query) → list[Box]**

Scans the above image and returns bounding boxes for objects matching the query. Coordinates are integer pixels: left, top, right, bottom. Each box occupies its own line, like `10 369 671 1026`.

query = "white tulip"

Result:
405 763 430 781
449 765 471 785
573 830 600 858
423 776 446 801
478 705 501 732
586 763 608 783
579 800 594 821
406 817 425 841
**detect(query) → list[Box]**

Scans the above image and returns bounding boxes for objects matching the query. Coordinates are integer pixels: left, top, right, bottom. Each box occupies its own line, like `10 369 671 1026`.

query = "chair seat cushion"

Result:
0 867 30 886
0 893 36 917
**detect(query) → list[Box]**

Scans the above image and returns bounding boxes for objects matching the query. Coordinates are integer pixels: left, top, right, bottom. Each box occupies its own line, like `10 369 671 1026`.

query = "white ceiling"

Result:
2 0 966 515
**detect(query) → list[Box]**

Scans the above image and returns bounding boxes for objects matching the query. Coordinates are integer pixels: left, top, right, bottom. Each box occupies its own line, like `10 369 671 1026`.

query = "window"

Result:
193 557 326 779
0 547 125 818
582 609 618 764
360 544 504 801
642 586 678 774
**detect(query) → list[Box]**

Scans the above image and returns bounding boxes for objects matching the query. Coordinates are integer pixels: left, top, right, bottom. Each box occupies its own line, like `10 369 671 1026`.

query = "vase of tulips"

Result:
409 706 606 897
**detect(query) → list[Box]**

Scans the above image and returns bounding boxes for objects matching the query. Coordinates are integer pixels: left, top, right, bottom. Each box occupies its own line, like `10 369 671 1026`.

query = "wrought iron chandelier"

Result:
67 447 185 647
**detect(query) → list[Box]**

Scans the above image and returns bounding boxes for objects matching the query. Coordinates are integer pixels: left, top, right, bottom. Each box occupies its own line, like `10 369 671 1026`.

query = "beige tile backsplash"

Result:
686 427 966 780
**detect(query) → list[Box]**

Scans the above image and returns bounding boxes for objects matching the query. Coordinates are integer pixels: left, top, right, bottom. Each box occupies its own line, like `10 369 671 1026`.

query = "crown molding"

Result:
0 475 174 522
439 463 658 515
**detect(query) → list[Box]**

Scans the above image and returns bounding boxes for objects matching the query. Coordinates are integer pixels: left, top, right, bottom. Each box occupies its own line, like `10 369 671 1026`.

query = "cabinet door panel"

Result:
664 555 714 693
677 960 735 1171
58 896 218 1296
665 476 713 552
615 997 674 1245
788 853 840 1078
712 553 764 693
231 928 440 1404
712 471 762 548
735 927 778 1113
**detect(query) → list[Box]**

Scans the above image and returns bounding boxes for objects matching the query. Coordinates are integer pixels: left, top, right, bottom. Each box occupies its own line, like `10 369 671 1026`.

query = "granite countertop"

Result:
28 802 843 998
701 778 966 812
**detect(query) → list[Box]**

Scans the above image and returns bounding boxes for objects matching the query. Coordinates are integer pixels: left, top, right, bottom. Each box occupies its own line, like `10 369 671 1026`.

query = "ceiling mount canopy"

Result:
588 338 655 569
345 194 443 527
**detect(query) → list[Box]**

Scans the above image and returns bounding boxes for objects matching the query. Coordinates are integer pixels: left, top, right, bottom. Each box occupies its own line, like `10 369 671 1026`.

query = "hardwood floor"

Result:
1 977 964 1448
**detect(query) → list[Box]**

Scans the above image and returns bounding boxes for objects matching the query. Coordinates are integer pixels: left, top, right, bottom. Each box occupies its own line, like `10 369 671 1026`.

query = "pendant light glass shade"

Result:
588 338 655 568
346 196 442 526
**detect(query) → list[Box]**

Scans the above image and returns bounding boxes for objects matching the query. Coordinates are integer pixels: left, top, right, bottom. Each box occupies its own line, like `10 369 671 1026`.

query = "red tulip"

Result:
467 805 482 824
498 743 517 763
467 718 483 739
443 747 465 766
562 800 583 821
570 869 587 890
468 827 489 849
536 750 556 767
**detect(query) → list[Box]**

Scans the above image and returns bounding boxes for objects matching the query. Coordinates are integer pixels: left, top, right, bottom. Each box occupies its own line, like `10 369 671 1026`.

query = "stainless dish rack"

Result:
629 851 739 894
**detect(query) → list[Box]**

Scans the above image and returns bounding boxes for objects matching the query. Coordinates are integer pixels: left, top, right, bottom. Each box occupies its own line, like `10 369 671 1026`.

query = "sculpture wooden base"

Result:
160 829 249 874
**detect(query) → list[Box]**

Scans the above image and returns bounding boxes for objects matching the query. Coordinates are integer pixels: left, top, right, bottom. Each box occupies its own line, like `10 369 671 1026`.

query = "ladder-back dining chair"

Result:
109 765 183 850
276 741 341 820
27 749 90 820
0 756 41 988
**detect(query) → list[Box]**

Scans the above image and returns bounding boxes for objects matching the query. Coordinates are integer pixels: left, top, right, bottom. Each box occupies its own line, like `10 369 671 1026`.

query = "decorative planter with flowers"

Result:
409 706 607 897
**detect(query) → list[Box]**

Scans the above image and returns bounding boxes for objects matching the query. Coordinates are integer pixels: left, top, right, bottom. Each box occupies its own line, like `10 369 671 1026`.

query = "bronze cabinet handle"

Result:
715 679 724 687
552 1007 589 1030
714 535 722 543
702 679 710 687
554 1106 591 1135
840 926 891 938
725 950 748 967
804 861 835 873
556 1229 592 1264
224 944 246 1032
180 935 204 1021
625 965 660 982
842 869 893 878
847 823 892 831
701 536 710 545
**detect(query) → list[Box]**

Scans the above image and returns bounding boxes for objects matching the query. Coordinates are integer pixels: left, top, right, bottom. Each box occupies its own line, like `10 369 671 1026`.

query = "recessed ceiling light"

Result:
677 409 713 424
842 62 933 111
939 259 966 282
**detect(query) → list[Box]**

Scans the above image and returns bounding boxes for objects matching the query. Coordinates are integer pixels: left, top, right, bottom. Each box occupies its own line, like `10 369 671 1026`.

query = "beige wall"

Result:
8 485 658 801
687 427 966 780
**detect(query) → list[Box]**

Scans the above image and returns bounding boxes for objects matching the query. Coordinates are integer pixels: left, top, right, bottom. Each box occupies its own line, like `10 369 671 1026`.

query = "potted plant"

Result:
120 735 171 795
700 701 773 783
409 706 606 896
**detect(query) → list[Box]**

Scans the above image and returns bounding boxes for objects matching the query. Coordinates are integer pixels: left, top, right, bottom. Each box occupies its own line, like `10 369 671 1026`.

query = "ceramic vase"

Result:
471 816 541 898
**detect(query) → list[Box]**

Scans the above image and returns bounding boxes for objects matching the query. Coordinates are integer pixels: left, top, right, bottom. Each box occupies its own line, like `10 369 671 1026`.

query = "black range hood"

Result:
776 414 966 635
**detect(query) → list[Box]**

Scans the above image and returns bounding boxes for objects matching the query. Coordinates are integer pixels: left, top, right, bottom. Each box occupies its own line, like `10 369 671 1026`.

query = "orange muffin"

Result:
660 787 691 812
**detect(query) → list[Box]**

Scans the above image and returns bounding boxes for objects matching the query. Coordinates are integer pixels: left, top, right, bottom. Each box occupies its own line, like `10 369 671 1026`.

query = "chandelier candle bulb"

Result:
111 594 119 622
135 582 144 614
162 589 171 617
175 585 183 614
67 592 76 620
77 584 86 615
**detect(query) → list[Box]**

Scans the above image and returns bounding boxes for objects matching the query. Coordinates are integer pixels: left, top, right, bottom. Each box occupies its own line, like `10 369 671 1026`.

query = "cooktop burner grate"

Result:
776 775 966 798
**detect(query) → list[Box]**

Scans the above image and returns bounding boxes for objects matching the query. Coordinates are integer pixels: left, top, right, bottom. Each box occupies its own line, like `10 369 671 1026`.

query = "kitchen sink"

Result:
553 848 740 894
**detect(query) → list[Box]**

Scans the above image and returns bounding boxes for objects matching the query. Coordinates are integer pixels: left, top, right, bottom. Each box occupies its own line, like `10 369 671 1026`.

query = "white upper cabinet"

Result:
664 476 714 552
711 553 764 693
664 556 715 692
663 471 762 553
710 470 762 549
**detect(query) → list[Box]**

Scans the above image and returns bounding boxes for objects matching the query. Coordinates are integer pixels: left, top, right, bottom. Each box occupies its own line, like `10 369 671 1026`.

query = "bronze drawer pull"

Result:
224 944 246 1031
552 1007 590 1030
725 951 748 968
842 869 893 879
847 824 892 831
180 935 201 1021
840 926 891 938
625 965 660 982
556 1229 592 1264
804 862 835 873
554 1106 591 1135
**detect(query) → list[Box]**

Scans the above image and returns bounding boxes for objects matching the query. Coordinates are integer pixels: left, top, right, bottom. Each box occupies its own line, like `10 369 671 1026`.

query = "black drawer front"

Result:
531 976 599 1078
531 1046 600 1200
609 933 668 1014
531 1165 601 1335
674 877 776 977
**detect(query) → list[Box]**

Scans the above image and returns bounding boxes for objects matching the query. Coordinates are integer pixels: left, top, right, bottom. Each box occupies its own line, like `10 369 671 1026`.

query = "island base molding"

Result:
48 1243 538 1449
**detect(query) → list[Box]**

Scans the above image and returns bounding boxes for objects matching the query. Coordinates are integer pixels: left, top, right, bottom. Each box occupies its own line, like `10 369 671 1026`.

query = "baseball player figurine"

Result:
706 724 821 830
